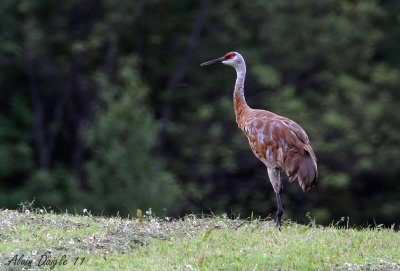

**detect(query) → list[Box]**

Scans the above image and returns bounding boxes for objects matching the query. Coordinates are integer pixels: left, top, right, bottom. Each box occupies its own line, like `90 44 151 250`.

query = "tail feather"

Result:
288 152 318 192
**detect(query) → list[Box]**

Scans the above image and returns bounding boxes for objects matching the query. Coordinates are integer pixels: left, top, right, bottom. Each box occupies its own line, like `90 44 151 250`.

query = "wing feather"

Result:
240 110 317 191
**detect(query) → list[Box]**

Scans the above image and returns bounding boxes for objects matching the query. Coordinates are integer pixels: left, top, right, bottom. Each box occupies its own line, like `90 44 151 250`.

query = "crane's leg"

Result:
267 167 283 227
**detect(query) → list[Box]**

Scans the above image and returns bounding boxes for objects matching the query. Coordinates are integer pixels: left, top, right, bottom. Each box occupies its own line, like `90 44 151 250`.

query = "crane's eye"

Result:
224 52 236 59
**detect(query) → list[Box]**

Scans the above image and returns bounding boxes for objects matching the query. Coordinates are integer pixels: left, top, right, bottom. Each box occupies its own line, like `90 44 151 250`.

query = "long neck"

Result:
233 63 250 125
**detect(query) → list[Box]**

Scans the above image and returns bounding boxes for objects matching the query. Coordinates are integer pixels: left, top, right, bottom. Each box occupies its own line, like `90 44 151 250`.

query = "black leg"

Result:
267 167 283 228
275 190 283 228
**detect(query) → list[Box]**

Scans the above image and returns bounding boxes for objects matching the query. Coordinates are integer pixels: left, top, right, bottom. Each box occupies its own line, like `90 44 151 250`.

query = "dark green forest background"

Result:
1 0 399 225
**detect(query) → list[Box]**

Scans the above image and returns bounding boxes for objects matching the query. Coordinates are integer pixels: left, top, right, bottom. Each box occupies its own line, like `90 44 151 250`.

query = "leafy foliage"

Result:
85 57 180 215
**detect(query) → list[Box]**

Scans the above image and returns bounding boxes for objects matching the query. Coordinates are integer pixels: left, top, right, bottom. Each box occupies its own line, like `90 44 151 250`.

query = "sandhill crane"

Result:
200 52 318 227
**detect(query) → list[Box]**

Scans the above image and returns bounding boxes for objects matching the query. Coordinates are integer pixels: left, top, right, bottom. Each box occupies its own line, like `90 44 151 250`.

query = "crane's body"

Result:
201 52 318 227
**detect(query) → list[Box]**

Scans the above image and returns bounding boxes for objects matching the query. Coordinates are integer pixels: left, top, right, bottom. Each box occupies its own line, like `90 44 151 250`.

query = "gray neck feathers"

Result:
234 62 249 109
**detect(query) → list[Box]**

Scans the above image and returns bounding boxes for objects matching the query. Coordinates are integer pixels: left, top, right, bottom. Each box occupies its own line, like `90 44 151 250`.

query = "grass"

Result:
0 208 399 271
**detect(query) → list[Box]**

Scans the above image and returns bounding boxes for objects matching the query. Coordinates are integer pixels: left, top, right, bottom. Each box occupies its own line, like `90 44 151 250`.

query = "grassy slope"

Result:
0 210 399 271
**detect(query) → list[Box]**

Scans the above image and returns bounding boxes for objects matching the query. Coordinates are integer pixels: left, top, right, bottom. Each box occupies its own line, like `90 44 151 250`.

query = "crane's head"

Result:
200 52 244 69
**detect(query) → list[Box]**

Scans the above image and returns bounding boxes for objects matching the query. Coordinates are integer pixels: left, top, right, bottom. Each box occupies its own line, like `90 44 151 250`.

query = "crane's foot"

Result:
275 191 283 229
275 214 282 228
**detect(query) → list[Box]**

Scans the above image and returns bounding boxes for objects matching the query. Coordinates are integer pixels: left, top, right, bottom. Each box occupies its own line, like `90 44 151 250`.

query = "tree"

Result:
85 56 181 215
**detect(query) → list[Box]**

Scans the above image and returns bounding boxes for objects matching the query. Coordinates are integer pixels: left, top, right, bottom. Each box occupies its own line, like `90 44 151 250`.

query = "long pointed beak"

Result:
200 57 225 67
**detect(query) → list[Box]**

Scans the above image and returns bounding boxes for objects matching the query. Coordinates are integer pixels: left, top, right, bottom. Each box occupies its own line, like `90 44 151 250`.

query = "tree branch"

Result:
160 0 209 125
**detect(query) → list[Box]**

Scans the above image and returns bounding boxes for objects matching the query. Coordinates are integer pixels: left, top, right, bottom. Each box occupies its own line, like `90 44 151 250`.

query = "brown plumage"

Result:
238 110 317 193
201 51 318 227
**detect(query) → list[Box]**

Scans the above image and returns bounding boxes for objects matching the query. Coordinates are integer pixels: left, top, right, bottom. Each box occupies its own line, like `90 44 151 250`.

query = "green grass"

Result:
0 209 399 271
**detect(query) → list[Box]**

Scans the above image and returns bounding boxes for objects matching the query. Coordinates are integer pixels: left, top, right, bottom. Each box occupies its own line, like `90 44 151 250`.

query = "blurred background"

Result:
0 0 399 226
